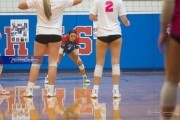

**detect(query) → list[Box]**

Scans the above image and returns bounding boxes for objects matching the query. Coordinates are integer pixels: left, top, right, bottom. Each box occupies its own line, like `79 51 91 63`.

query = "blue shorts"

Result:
64 49 75 54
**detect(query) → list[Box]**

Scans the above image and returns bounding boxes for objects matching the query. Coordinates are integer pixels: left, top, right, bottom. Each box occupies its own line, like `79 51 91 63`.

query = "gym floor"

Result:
0 70 179 120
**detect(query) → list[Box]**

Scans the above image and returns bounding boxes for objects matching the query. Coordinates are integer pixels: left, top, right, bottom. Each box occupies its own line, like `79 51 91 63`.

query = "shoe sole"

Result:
90 95 98 98
47 94 56 97
23 95 33 97
113 96 121 98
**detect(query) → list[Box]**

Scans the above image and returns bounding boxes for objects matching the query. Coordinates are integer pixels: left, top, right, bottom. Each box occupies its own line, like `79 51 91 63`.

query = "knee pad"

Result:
32 64 41 68
112 64 120 75
78 64 84 70
49 61 57 67
160 81 178 107
94 65 103 77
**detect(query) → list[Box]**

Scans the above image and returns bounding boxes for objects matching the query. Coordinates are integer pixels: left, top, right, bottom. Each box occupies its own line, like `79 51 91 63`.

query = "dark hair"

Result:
68 29 76 35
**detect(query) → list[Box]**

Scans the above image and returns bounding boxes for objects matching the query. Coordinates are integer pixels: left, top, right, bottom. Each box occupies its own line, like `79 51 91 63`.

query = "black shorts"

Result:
170 34 180 44
97 35 122 43
35 35 61 44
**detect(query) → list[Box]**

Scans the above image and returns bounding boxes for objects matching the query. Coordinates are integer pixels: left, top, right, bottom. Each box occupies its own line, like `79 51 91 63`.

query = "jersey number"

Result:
105 1 113 12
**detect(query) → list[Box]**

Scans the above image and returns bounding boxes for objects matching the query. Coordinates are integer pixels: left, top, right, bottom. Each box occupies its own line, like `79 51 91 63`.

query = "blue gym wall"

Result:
0 14 164 69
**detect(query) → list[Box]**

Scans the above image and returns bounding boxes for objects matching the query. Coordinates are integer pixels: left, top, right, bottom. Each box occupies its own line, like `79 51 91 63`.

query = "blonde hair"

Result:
43 0 51 20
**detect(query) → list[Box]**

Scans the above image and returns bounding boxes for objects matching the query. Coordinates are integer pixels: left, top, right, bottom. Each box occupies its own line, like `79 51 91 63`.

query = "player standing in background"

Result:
89 0 130 98
44 29 90 84
18 0 83 97
158 0 180 119
0 32 10 94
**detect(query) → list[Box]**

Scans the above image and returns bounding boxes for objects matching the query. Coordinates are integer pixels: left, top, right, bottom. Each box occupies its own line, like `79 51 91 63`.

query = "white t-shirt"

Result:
89 0 126 36
27 0 74 36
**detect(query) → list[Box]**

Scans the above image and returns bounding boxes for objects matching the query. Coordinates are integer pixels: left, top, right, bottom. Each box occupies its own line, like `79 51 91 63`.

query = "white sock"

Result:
27 82 35 89
94 106 99 110
113 106 119 110
82 75 87 79
113 85 119 90
93 85 99 90
28 104 35 111
48 85 54 90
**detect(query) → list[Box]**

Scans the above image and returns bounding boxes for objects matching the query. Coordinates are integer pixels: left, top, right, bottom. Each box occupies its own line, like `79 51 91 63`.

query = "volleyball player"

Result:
44 29 90 84
89 0 130 98
158 0 180 119
18 0 83 97
0 32 10 95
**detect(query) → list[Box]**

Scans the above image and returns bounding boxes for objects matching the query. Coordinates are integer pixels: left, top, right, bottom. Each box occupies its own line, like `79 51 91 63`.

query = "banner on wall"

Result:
0 14 164 69
10 19 29 43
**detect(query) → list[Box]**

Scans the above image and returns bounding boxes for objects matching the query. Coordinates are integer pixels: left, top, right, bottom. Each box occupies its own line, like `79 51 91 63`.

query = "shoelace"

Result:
113 90 119 94
47 89 56 95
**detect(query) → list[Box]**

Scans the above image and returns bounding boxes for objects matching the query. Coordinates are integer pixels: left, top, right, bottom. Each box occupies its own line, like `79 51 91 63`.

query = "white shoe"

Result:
83 79 90 83
23 88 33 97
91 98 100 108
83 82 90 89
47 97 57 106
47 89 56 97
113 90 121 98
113 98 121 106
44 76 48 84
90 89 98 98
23 97 33 105
0 85 10 95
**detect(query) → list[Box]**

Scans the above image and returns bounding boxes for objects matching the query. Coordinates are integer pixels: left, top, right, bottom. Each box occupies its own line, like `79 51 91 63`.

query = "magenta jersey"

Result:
170 0 180 36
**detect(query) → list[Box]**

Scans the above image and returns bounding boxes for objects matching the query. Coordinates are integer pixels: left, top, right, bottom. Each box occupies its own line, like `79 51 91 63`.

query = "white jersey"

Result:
27 0 73 36
90 0 126 36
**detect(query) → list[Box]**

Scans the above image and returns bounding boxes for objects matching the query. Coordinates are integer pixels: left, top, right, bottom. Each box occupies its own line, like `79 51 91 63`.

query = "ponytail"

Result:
43 0 51 20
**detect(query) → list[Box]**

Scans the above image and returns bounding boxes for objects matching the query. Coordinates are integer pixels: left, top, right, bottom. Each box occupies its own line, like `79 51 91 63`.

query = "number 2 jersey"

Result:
89 0 127 36
61 35 79 54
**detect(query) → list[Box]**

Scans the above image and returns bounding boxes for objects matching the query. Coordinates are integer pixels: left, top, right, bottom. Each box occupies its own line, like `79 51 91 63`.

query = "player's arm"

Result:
119 1 130 26
58 36 67 64
120 16 130 26
73 0 83 6
160 0 175 34
89 14 98 21
89 0 98 21
74 36 80 59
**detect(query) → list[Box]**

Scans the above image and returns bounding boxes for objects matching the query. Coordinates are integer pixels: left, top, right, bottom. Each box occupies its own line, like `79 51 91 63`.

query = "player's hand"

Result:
158 32 168 54
57 59 60 65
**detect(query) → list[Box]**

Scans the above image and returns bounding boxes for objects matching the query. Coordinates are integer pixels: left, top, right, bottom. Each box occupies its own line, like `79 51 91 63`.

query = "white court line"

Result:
14 86 40 89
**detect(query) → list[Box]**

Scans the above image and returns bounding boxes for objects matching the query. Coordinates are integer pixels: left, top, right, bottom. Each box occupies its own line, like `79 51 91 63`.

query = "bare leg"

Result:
160 37 180 120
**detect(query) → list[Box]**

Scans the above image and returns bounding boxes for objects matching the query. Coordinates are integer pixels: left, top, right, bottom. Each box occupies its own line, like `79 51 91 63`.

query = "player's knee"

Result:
161 81 178 107
49 61 57 67
78 64 84 70
94 64 103 77
112 64 120 75
77 60 82 65
32 64 41 68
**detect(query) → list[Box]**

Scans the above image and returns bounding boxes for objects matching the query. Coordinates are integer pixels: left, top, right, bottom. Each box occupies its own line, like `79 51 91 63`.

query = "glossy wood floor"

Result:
0 71 180 120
